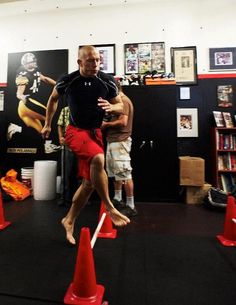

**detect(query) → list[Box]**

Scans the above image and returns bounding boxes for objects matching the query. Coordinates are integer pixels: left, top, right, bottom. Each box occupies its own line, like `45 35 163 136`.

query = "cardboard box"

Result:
186 183 212 204
179 156 205 186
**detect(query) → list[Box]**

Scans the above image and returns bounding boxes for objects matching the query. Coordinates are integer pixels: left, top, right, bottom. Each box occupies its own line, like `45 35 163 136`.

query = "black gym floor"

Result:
1 198 236 305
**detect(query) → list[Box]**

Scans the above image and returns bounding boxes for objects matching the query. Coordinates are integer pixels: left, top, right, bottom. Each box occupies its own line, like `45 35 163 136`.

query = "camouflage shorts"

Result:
106 137 132 181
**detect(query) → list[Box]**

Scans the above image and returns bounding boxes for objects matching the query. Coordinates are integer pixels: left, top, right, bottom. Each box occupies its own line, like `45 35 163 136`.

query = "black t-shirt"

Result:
56 70 118 129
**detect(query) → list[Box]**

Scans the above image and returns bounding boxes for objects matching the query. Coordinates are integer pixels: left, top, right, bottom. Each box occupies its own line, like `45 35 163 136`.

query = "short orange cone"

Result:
97 201 117 239
0 189 11 230
217 195 236 246
64 227 105 305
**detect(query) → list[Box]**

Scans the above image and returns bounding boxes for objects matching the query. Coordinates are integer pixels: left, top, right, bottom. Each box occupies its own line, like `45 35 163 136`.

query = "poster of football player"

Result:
6 49 68 157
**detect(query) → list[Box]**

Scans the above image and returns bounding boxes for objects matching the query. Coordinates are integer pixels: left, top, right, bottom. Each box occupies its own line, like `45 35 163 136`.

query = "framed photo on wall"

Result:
79 44 116 75
124 42 165 74
0 90 4 111
179 87 190 100
171 46 197 85
217 85 233 108
209 47 236 71
176 108 198 137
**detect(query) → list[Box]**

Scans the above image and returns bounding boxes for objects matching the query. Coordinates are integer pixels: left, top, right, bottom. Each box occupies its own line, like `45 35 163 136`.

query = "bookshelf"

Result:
212 127 236 192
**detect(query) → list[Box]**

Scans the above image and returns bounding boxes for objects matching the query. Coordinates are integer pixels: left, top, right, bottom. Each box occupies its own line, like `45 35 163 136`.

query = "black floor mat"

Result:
1 199 236 305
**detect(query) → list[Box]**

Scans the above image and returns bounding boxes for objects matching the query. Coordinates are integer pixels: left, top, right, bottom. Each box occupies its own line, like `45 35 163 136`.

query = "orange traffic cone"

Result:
217 195 236 246
64 227 105 305
97 202 117 239
0 189 11 230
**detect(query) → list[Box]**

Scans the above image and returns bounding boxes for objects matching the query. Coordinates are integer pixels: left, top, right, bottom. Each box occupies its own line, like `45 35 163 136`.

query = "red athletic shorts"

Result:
65 124 104 181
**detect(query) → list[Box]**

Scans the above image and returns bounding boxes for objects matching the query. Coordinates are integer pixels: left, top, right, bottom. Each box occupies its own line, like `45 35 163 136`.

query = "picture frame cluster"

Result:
78 44 236 87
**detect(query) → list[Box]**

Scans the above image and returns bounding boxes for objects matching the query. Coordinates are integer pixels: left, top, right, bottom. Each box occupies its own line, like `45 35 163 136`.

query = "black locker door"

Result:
123 85 178 202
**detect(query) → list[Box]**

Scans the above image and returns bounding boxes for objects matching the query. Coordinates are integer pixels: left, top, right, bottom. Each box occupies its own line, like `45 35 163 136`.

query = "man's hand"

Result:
101 121 109 131
17 93 30 103
41 125 51 139
98 97 112 113
59 136 66 145
98 94 123 114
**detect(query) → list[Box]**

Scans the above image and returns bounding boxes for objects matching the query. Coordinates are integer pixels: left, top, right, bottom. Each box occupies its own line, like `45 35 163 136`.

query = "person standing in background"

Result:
57 106 80 205
102 81 137 217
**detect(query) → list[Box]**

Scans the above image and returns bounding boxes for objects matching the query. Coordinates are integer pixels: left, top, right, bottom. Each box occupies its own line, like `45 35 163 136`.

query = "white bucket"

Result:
21 167 34 192
33 160 57 200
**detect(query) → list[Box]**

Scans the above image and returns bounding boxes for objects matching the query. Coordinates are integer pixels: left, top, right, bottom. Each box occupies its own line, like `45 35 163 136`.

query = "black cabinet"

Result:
123 85 178 202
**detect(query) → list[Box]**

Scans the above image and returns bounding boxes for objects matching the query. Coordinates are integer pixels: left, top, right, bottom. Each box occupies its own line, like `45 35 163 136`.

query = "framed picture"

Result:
179 87 190 100
217 85 233 107
79 44 116 75
209 48 236 71
171 46 197 85
177 108 198 137
0 90 4 111
124 42 165 75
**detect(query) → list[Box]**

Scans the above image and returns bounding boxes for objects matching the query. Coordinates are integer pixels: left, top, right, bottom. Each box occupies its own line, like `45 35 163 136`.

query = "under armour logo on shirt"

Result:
84 82 91 86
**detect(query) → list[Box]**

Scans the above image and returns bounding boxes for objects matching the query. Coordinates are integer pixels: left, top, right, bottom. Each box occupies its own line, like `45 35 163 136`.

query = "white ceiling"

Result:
0 0 25 3
0 0 156 17
0 0 170 19
0 0 150 5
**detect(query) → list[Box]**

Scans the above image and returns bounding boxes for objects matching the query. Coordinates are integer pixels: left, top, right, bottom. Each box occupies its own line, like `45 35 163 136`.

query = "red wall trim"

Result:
198 73 236 79
1 74 236 86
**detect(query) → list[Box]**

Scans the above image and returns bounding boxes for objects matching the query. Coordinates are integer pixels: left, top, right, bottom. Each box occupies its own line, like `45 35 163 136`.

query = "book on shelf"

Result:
218 155 224 170
220 173 235 193
223 134 230 149
213 111 224 127
218 154 229 170
217 133 236 150
230 154 236 170
217 152 236 170
222 112 234 128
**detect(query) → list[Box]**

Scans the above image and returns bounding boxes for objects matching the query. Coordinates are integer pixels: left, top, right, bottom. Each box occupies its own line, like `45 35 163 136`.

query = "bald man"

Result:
41 45 130 245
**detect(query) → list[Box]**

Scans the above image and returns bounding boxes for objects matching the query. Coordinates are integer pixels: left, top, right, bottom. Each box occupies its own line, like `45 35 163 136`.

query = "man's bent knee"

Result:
91 153 105 170
81 179 94 192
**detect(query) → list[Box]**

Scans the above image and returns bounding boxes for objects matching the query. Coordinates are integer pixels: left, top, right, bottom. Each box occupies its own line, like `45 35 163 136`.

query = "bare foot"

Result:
61 217 76 245
107 208 130 226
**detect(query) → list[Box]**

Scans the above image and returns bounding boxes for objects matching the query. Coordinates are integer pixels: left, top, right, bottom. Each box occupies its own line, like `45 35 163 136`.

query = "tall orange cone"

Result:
0 189 11 230
64 227 105 305
217 195 236 246
97 201 117 239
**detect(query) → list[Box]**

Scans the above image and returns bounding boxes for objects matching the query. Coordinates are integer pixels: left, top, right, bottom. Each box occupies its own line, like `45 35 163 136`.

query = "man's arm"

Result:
40 73 56 86
57 125 65 145
102 114 128 130
41 87 59 139
16 84 28 102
